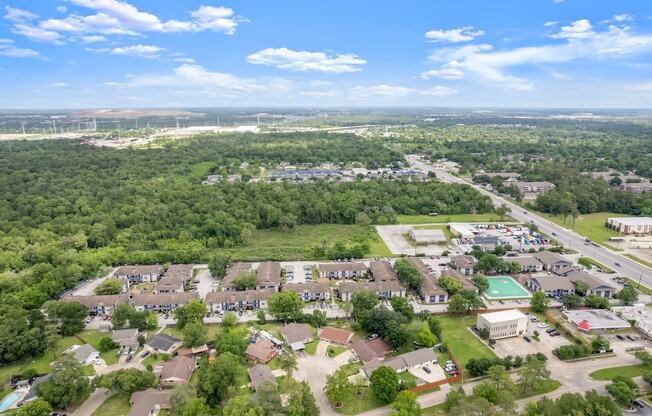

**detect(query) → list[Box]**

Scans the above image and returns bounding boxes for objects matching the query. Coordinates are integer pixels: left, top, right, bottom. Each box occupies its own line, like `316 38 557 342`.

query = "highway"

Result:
406 155 652 285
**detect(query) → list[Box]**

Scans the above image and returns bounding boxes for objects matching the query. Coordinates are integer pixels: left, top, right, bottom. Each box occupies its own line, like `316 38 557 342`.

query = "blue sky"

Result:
1 0 652 108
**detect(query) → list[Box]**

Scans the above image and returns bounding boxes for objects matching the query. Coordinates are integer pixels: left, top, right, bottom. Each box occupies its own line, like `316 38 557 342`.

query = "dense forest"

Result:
0 136 491 315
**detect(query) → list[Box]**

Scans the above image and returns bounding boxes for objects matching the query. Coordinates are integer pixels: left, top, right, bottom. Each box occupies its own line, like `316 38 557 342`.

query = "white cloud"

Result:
88 44 164 58
0 38 13 43
613 14 635 23
4 6 38 22
6 1 247 45
544 21 558 27
172 57 195 63
56 6 68 13
81 35 106 43
553 0 564 3
125 64 293 97
13 23 64 44
0 44 39 57
425 26 484 43
625 81 652 92
420 67 464 80
300 90 339 97
247 48 366 73
350 84 457 99
51 82 68 87
103 81 120 86
553 19 594 39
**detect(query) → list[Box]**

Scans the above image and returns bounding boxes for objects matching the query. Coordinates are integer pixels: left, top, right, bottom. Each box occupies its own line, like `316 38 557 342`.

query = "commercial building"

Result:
565 309 630 332
476 309 528 340
407 228 447 245
607 217 652 235
449 223 476 239
318 262 368 279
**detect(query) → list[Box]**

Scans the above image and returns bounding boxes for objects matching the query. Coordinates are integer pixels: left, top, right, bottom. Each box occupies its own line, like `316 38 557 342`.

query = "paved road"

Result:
406 155 652 284
71 388 113 416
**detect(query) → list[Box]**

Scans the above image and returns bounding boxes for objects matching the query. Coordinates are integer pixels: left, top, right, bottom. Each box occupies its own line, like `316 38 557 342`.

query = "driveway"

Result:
295 342 340 416
71 388 112 416
195 267 216 299
72 267 119 296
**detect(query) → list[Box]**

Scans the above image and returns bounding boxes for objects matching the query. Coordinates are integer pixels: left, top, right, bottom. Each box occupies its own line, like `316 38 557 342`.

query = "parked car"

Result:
523 336 531 343
367 333 379 340
546 328 556 334
422 366 432 374
140 350 150 358
538 323 549 328
616 335 625 341
549 331 560 337
626 335 636 341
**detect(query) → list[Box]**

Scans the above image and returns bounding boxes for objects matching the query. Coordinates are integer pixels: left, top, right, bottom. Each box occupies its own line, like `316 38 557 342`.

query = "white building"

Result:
607 217 652 235
477 309 528 340
407 228 447 245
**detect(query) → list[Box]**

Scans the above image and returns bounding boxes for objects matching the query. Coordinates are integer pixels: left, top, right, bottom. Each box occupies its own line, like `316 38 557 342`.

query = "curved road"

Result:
406 155 652 284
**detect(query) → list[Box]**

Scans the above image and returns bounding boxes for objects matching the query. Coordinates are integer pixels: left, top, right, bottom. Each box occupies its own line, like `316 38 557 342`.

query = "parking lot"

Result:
492 318 571 358
281 261 317 284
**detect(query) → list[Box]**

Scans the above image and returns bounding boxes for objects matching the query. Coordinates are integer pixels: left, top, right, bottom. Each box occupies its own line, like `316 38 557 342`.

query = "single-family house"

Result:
204 288 274 313
64 344 99 365
145 333 182 354
248 365 277 392
128 389 171 416
112 328 139 350
318 262 368 279
319 326 354 345
362 348 437 378
280 323 313 346
351 338 391 364
245 339 277 364
160 356 196 387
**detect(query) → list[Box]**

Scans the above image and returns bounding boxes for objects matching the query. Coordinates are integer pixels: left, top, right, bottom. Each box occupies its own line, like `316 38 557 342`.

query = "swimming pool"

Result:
0 391 20 412
484 276 532 300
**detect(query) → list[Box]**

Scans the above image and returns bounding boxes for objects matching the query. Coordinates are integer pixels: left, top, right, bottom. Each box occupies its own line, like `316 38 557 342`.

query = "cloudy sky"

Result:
1 0 652 108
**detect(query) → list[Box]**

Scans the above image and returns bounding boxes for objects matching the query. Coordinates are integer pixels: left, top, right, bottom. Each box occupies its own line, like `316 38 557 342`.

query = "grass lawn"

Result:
589 364 646 380
339 362 362 377
0 335 80 385
327 345 347 358
541 212 627 247
162 325 222 340
579 257 615 273
78 330 118 365
398 371 419 388
515 379 561 399
91 392 131 416
397 213 513 225
435 315 496 374
304 339 319 355
624 278 652 296
421 403 447 416
337 387 386 415
142 352 169 368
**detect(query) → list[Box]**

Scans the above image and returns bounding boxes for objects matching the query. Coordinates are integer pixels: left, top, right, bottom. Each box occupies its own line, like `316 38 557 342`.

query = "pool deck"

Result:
483 276 532 300
0 389 27 412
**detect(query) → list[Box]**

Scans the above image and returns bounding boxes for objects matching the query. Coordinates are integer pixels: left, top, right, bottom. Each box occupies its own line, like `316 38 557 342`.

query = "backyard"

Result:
434 315 496 374
91 392 130 416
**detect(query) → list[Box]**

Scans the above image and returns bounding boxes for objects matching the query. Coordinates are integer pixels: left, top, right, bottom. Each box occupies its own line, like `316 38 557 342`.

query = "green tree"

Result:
268 292 303 322
517 358 551 394
37 355 91 409
256 309 266 324
487 365 514 392
208 255 230 280
285 381 319 416
427 316 442 341
222 312 238 329
393 259 422 291
472 382 498 404
173 300 207 329
183 322 208 347
169 385 198 416
324 368 351 407
182 398 215 416
606 380 637 407
45 324 61 360
413 322 436 347
196 352 242 407
391 391 420 416
443 387 466 412
560 294 582 309
233 273 258 291
370 366 400 403
618 286 638 305
94 279 123 295
257 381 282 416
471 275 489 293
111 304 134 329
96 368 156 394
591 335 610 353
447 294 468 314
98 336 117 352
215 331 247 356
636 351 652 367
389 297 414 321
439 276 463 295
530 291 549 314
12 398 52 416
351 291 379 324
584 294 609 309
277 350 298 378
44 301 88 336
222 394 264 416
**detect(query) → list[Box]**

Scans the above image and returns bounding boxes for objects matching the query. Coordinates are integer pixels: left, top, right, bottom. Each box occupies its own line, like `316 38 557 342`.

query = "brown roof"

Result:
351 338 390 363
114 265 163 277
248 364 277 392
222 262 253 287
257 261 281 285
338 280 405 295
532 251 572 266
131 292 199 306
366 337 392 356
205 288 274 304
60 294 128 308
370 261 398 281
164 264 194 281
319 262 367 273
508 256 540 267
128 389 171 416
282 282 329 295
280 323 313 344
442 268 476 291
408 257 447 296
319 326 354 344
451 255 477 269
160 356 195 383
245 339 277 363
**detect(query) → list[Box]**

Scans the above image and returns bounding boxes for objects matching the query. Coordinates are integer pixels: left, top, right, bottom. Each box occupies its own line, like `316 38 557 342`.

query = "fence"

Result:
408 349 463 393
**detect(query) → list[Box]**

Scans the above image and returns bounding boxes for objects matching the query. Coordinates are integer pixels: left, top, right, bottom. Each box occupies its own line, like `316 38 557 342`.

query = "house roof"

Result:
146 333 181 352
65 344 98 363
282 282 329 295
128 389 171 416
408 258 447 296
319 262 367 273
409 228 446 242
112 328 139 341
163 264 194 281
176 344 209 356
60 294 128 308
257 261 281 286
508 257 540 267
473 236 501 245
362 347 436 376
245 339 276 363
248 364 277 392
567 270 616 291
160 356 195 382
131 292 199 306
280 323 313 344
532 251 572 266
479 309 527 324
528 276 575 291
319 326 354 344
222 262 254 288
114 265 163 277
370 261 398 281
351 338 391 363
338 280 405 295
451 255 477 269
205 288 274 304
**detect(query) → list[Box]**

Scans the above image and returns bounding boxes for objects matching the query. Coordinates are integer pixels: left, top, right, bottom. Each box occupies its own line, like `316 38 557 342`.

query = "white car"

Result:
538 323 549 328
92 358 102 365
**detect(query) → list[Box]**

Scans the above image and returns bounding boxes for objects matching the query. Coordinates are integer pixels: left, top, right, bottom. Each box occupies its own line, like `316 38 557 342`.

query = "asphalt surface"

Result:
406 155 652 284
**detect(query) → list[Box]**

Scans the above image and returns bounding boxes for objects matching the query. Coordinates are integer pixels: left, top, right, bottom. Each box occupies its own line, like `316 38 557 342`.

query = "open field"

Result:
397 213 513 225
435 315 496 373
541 212 628 248
131 224 392 261
337 386 386 415
589 364 645 380
91 392 130 416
